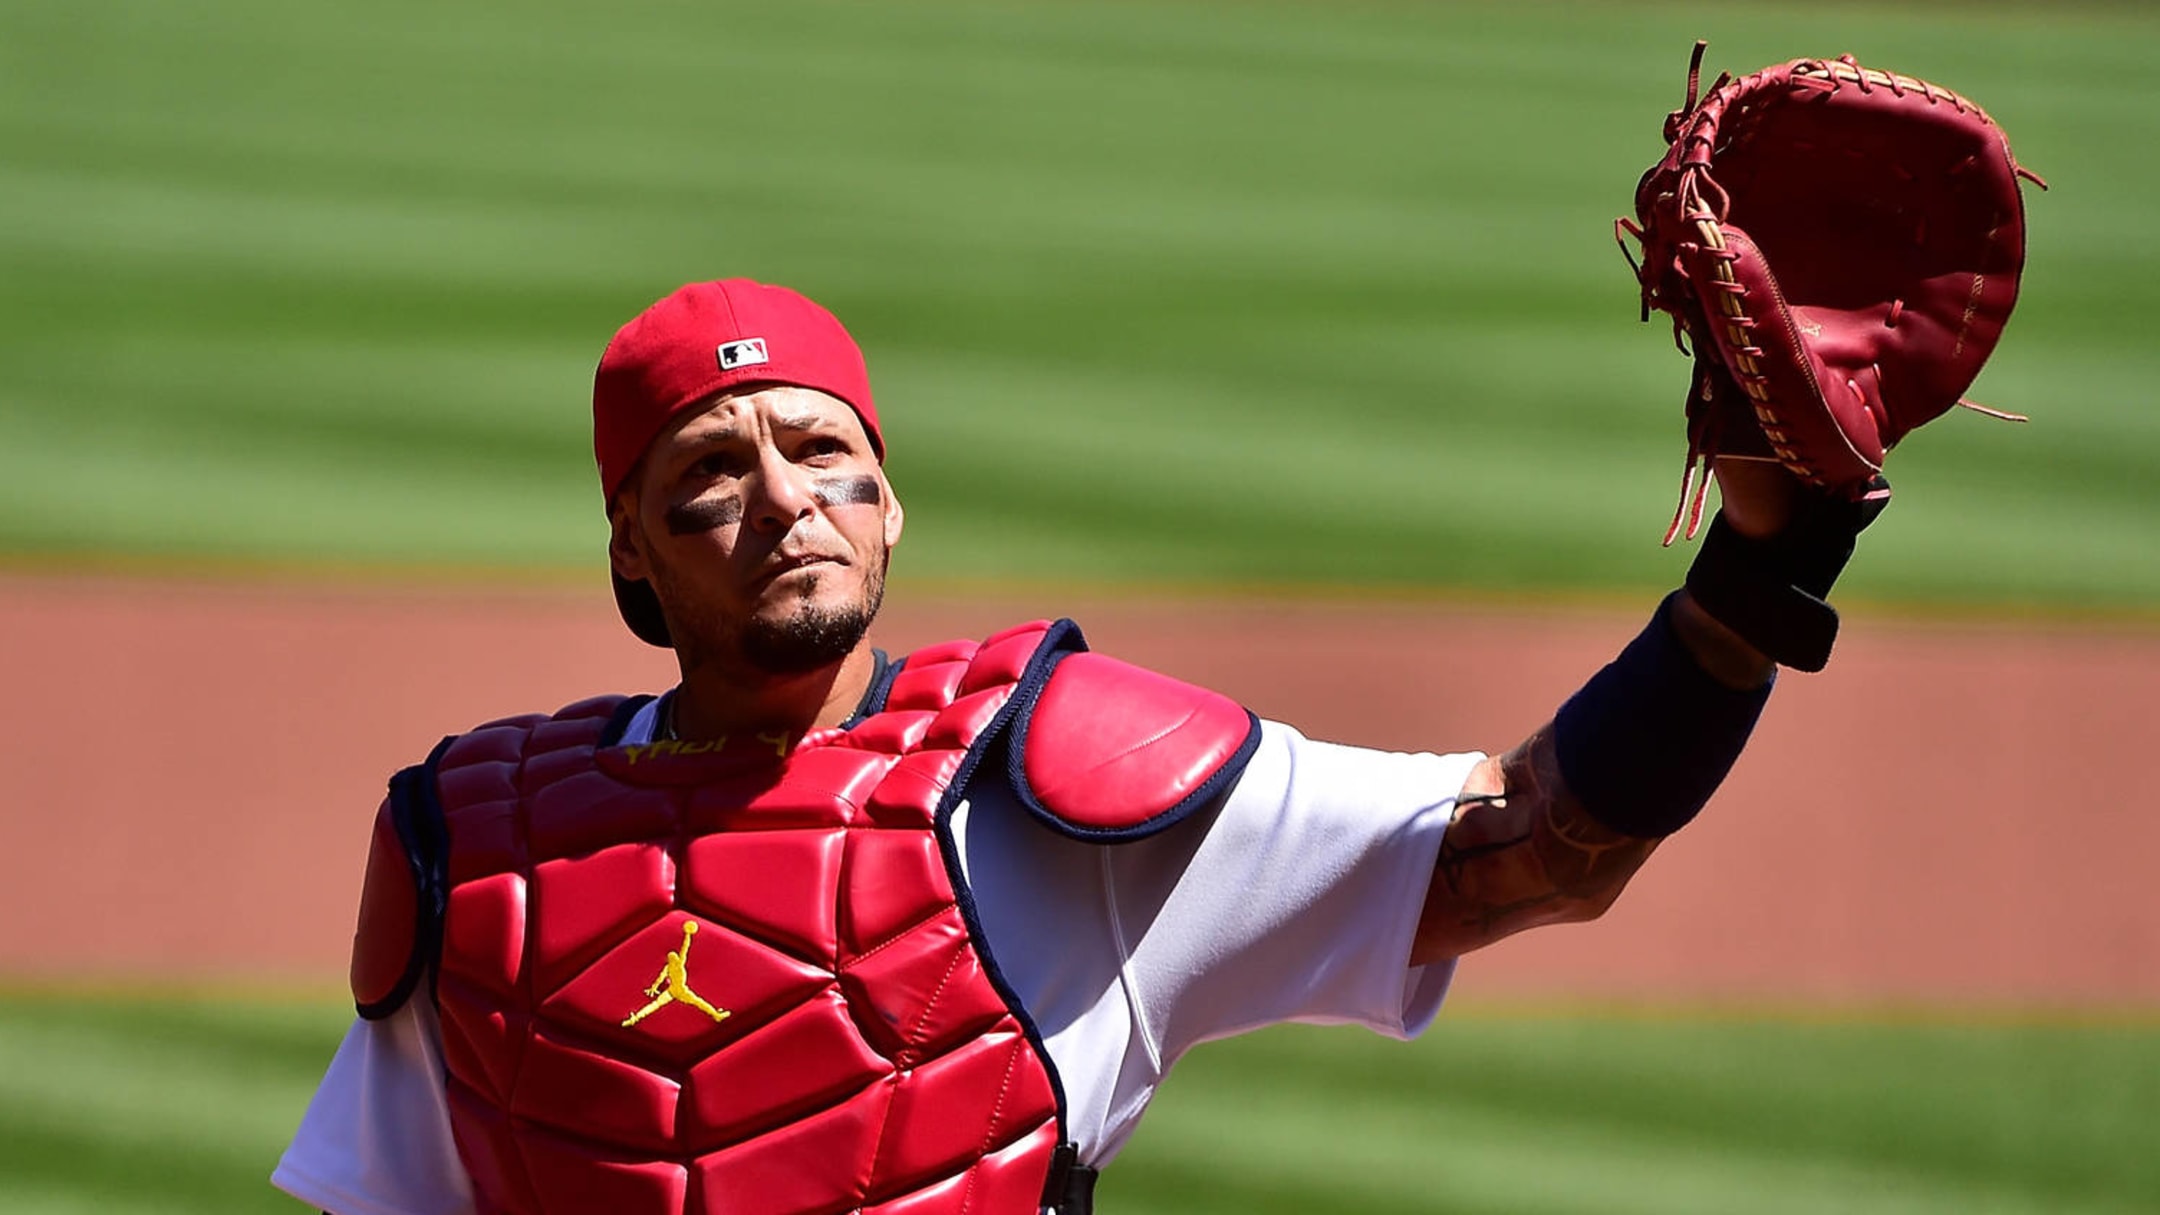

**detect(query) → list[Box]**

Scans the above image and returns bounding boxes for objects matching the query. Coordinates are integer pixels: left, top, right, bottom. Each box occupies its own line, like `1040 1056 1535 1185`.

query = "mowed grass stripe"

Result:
0 993 2153 1215
1103 1015 2160 1215
0 998 351 1215
1 0 2155 609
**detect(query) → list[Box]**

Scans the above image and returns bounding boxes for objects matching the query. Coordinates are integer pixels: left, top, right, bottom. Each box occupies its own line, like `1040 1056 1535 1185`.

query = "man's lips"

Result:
753 554 842 586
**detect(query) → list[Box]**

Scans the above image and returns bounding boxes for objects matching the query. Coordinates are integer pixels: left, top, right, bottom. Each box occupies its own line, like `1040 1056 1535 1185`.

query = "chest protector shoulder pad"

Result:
347 619 1256 1214
1007 649 1261 842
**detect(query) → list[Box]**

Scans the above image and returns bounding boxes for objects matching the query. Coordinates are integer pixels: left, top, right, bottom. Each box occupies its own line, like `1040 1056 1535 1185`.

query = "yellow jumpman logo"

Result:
621 921 732 1028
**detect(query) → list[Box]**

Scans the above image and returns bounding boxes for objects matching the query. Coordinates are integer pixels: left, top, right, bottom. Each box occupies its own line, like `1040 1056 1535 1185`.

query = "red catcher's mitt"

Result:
1621 43 2045 543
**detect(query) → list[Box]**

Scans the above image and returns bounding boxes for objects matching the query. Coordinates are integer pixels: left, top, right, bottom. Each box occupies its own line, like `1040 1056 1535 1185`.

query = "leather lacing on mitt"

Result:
1617 41 2046 545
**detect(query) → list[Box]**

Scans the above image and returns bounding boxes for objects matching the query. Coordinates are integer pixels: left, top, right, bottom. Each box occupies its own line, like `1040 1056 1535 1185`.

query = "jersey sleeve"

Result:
946 718 1479 1168
1112 721 1479 1061
271 1000 474 1215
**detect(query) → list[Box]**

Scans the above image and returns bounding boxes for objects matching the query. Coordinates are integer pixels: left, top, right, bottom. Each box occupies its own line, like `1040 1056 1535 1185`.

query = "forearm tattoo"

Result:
1414 725 1660 964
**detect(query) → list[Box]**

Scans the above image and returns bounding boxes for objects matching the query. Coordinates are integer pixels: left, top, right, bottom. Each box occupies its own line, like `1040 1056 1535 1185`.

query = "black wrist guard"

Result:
1553 593 1773 838
1684 477 1891 672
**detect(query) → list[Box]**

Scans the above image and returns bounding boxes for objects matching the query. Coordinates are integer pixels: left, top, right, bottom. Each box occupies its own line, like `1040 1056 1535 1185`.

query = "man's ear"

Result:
608 494 651 581
880 476 905 549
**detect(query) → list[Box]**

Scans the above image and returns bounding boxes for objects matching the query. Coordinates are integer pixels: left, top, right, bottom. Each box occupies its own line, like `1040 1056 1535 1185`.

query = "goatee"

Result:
739 593 879 675
643 540 890 679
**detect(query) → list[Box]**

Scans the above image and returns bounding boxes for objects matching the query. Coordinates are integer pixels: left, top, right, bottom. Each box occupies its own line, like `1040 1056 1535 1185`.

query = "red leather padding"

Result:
1017 652 1259 839
425 627 1080 1215
350 796 419 1013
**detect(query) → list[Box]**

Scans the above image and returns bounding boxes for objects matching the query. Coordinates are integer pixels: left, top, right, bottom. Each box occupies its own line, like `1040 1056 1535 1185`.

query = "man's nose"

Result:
746 448 817 532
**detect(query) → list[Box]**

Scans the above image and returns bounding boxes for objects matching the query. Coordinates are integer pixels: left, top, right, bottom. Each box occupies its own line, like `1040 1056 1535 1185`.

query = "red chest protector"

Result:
350 619 1258 1215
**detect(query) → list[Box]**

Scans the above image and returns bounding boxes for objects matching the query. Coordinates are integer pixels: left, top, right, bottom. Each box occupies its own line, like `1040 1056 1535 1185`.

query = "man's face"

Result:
608 385 903 677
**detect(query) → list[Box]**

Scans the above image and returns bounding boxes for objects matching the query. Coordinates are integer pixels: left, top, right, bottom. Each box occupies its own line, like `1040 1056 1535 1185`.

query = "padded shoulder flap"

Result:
350 747 451 1019
352 698 634 1019
1007 652 1260 842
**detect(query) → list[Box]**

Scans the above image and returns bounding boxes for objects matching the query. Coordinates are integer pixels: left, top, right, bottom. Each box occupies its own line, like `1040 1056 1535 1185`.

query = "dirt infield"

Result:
3 573 2154 1006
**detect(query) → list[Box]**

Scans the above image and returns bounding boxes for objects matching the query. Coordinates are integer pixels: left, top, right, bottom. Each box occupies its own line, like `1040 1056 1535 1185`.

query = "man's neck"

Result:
669 644 880 741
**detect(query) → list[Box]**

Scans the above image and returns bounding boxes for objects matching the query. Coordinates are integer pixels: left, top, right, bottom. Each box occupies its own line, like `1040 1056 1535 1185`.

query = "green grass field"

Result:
2 0 2156 610
1 993 2153 1215
4 2 2157 1212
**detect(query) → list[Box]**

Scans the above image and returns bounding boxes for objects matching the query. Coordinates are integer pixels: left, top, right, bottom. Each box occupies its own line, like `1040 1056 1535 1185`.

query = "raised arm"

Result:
1413 461 1876 966
1412 590 1772 965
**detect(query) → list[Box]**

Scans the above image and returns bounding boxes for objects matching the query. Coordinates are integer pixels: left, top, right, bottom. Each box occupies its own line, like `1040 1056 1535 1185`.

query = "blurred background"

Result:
1 1 2155 1212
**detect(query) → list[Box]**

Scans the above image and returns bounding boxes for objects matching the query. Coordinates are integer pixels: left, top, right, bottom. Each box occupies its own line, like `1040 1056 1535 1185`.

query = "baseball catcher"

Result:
274 46 2039 1215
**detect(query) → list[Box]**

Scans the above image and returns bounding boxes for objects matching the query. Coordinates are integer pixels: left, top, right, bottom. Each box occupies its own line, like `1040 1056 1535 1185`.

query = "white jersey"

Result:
274 709 1479 1215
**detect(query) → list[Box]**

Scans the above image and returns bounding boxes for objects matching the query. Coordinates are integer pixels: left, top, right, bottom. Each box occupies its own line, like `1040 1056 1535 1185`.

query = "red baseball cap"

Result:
593 279 882 647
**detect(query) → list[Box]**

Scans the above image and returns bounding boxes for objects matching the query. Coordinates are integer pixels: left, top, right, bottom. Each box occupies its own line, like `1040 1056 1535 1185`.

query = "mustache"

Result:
664 476 882 536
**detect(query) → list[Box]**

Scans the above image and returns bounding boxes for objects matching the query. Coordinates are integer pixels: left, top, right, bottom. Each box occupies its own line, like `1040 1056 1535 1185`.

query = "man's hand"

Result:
1711 456 1798 541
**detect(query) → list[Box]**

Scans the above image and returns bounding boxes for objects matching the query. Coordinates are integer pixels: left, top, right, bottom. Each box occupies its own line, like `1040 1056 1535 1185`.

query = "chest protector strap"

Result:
350 738 455 1019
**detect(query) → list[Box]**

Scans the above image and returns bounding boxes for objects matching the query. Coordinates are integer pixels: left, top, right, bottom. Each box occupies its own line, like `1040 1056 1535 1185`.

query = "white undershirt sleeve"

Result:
1115 722 1475 1062
957 720 1479 1165
272 999 474 1215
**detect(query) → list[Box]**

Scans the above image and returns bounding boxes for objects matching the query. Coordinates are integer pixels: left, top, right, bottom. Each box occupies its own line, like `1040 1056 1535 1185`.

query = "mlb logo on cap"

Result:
718 338 769 370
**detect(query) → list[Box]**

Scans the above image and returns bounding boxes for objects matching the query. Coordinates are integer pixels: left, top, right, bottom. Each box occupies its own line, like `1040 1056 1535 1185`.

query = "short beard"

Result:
649 553 887 680
737 572 883 676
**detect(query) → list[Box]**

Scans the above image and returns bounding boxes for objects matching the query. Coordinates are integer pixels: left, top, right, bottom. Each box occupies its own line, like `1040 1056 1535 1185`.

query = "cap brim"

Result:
612 570 674 648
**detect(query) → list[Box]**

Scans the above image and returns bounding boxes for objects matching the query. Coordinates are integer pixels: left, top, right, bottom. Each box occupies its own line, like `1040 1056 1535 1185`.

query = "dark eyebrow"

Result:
769 410 845 434
674 409 848 463
696 426 742 444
